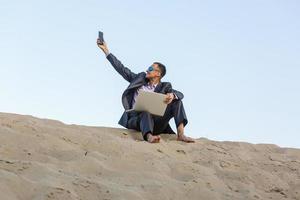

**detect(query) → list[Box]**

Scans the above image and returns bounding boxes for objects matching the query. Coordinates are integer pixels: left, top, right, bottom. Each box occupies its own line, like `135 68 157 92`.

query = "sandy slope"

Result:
0 112 300 200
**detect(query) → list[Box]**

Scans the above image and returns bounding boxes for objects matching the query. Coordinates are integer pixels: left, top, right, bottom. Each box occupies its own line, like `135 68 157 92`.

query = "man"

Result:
97 39 195 143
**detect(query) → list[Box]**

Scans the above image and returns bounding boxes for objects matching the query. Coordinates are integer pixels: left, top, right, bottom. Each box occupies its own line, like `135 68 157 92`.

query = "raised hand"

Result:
96 39 109 56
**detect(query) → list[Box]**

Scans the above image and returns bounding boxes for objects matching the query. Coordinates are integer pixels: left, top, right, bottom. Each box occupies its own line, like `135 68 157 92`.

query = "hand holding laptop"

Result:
164 93 175 104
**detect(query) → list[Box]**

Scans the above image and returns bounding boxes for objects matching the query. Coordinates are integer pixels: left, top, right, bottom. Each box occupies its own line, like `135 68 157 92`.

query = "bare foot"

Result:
147 134 160 143
177 134 195 143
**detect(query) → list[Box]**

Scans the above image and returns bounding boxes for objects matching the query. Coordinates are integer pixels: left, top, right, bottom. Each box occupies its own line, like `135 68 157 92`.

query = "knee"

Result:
171 99 183 107
165 99 183 113
140 111 152 119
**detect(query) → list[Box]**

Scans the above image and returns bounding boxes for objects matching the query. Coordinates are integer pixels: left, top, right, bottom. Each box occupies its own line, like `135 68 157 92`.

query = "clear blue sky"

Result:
1 0 299 148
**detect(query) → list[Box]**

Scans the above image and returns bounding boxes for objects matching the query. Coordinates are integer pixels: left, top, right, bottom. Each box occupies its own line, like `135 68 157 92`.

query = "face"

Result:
146 63 161 79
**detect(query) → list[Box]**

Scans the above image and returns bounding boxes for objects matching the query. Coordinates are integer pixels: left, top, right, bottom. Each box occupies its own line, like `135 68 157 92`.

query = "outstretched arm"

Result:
97 39 137 82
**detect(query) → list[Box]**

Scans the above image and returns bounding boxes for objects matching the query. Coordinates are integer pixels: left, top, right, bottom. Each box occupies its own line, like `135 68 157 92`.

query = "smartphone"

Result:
98 31 104 45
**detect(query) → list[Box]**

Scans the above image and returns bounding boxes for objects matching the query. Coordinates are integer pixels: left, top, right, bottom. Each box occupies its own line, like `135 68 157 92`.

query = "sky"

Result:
1 0 299 148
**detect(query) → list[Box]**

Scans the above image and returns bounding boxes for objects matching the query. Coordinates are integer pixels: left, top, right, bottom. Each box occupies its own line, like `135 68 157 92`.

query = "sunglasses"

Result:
147 66 159 72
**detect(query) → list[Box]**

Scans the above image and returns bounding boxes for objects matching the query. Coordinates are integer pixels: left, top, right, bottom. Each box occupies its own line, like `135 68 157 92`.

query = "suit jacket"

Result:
106 53 184 134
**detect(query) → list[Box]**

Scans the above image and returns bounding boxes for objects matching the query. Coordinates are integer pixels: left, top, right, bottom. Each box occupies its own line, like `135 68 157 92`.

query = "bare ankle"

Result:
177 133 184 138
146 133 151 140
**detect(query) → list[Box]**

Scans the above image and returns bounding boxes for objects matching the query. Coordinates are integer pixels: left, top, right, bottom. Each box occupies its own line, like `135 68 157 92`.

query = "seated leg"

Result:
128 111 160 142
153 99 188 134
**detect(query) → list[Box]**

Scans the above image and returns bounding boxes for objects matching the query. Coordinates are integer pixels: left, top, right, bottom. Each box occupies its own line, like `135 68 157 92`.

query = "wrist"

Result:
104 50 110 57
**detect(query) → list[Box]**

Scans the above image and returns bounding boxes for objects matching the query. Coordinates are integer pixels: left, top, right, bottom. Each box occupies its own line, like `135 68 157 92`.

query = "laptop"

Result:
126 90 167 116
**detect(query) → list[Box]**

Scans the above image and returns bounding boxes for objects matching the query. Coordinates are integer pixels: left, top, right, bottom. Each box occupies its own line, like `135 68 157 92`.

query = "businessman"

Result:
97 39 195 143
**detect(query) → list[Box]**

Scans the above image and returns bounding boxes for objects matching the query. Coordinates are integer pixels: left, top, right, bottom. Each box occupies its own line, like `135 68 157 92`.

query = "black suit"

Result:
106 53 188 140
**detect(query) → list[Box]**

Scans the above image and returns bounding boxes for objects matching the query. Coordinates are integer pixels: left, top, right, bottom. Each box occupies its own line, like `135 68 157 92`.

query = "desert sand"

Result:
0 112 300 200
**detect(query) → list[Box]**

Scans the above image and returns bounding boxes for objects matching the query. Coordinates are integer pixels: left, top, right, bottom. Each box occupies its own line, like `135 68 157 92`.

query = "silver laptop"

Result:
126 90 167 116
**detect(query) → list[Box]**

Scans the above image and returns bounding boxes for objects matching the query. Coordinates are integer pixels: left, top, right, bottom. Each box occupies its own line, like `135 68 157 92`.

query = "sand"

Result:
0 112 300 200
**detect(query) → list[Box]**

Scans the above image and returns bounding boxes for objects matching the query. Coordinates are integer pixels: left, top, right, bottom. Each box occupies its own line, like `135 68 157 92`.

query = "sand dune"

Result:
0 112 300 200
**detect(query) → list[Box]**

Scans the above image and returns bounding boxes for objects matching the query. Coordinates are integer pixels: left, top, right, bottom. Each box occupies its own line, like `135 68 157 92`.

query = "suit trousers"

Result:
127 99 188 141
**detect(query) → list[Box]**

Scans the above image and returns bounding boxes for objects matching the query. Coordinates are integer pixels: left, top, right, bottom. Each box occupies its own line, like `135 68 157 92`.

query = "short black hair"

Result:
154 62 166 78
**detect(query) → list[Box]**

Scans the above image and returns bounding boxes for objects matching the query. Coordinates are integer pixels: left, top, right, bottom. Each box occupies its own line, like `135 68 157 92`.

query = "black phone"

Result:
98 31 104 45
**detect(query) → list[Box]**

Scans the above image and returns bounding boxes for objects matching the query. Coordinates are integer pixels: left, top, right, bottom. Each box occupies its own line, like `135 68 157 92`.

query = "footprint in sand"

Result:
176 149 186 154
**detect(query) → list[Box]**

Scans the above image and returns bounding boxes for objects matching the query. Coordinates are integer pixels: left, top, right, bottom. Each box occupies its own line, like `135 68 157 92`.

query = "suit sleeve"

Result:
165 82 184 100
106 53 138 82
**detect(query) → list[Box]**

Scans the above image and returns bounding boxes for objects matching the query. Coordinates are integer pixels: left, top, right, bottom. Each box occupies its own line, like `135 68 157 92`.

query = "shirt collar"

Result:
146 82 158 88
